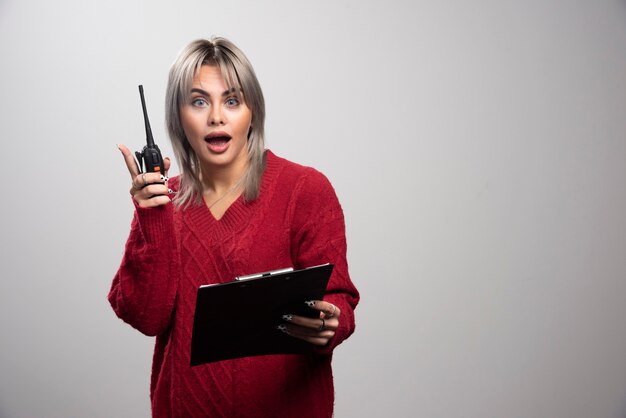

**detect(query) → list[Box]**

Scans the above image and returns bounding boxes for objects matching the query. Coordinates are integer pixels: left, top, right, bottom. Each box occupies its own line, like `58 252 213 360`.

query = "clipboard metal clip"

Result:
235 267 294 281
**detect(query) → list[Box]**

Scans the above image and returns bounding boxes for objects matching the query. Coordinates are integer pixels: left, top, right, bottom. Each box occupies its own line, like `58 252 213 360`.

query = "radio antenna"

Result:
138 85 155 147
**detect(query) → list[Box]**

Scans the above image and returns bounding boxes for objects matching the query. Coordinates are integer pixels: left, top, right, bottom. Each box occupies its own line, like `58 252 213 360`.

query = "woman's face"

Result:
180 65 252 174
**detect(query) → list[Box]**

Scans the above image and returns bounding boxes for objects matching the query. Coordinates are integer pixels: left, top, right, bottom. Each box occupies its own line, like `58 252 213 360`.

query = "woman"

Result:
110 37 359 417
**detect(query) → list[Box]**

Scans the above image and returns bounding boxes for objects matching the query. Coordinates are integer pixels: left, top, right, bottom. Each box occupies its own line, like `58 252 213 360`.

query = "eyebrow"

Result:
190 87 239 97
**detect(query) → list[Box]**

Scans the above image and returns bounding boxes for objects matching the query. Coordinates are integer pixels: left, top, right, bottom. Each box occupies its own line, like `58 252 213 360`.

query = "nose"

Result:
209 106 225 126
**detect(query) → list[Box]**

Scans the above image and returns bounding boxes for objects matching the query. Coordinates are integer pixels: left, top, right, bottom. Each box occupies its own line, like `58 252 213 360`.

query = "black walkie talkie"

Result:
136 85 165 174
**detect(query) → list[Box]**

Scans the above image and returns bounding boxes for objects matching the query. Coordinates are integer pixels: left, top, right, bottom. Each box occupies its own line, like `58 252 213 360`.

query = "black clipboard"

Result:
190 263 333 366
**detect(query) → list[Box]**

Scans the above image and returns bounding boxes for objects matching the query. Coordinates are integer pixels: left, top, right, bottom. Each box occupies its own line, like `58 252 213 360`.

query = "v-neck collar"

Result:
185 193 251 242
182 150 282 243
204 192 244 222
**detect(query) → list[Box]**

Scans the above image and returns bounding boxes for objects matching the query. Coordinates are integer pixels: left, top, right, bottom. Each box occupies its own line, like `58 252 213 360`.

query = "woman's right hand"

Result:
118 144 171 208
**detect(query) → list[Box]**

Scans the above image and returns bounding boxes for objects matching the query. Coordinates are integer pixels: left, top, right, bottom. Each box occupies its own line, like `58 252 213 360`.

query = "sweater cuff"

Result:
314 294 355 355
132 198 174 246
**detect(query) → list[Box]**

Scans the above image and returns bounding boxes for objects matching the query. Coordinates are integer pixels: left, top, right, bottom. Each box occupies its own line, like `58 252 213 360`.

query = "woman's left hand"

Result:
278 300 340 346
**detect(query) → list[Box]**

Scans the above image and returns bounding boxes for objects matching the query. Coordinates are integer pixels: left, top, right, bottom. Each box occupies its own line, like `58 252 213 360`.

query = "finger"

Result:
135 194 171 208
283 314 338 331
321 301 340 319
132 183 169 200
117 144 140 178
163 157 173 194
283 322 335 338
142 172 167 185
139 184 169 197
132 172 167 189
164 157 171 175
278 324 333 346
305 300 341 319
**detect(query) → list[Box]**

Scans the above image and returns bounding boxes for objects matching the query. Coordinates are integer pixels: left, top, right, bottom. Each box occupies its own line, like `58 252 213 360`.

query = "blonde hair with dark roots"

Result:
165 37 266 208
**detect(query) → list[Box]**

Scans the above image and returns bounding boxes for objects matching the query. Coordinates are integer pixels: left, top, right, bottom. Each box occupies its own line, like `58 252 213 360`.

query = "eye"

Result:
225 97 240 107
191 97 207 107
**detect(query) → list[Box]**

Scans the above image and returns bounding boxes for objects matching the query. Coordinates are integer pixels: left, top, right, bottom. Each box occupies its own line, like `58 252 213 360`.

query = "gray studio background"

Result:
1 1 626 417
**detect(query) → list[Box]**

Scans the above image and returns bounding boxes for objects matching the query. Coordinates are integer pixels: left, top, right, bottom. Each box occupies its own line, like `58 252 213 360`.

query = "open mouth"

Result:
204 132 232 145
204 132 232 153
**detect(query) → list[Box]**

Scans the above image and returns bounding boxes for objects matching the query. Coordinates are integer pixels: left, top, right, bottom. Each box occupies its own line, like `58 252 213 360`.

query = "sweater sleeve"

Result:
108 201 179 336
289 169 360 354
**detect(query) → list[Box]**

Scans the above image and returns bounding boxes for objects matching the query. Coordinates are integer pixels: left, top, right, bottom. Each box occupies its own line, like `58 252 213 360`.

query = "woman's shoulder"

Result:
266 150 332 190
265 150 340 211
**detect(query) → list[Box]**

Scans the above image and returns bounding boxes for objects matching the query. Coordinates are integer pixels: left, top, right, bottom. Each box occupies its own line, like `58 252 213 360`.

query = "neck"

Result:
200 159 248 196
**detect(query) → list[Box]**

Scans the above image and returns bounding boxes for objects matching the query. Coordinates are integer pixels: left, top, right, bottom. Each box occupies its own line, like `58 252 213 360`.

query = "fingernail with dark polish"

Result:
276 325 288 333
282 314 293 322
304 300 315 308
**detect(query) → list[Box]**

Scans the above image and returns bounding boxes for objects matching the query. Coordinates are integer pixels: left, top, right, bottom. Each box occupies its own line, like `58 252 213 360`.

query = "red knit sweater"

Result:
109 151 359 418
